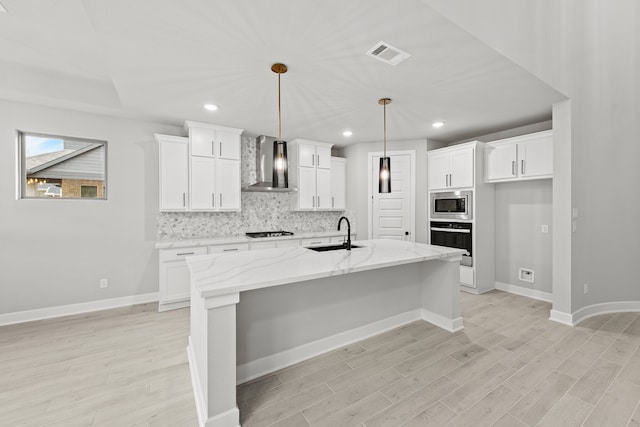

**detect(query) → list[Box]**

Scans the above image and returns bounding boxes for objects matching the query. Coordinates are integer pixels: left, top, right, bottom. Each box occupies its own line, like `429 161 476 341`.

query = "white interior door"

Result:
370 153 413 241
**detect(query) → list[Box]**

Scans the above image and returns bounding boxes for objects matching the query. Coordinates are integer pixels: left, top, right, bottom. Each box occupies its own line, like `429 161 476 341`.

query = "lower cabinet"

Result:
158 234 357 311
159 246 207 312
158 243 248 311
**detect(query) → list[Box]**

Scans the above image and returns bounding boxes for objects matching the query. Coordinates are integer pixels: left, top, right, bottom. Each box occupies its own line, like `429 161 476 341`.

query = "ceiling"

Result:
0 0 566 146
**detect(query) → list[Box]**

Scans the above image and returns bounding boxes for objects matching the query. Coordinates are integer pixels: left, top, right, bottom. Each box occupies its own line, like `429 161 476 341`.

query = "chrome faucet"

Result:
337 216 351 250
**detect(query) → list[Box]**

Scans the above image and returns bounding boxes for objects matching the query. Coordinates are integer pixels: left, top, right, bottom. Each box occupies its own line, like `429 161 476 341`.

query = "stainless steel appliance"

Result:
245 231 294 238
430 221 472 266
243 135 295 192
430 190 473 220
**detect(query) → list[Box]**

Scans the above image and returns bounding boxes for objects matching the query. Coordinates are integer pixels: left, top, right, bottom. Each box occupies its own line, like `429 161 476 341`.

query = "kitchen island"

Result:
186 239 465 427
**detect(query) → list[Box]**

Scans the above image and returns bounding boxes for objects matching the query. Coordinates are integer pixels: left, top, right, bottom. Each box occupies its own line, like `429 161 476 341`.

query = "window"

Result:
18 132 107 200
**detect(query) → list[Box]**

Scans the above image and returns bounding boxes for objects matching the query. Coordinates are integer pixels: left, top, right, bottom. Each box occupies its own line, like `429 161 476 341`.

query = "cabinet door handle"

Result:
211 141 214 156
317 154 320 166
177 252 194 256
183 192 186 207
521 160 525 175
219 142 222 157
212 193 215 207
223 248 238 252
220 193 223 207
317 196 320 207
312 154 315 166
312 196 315 208
512 160 516 175
309 241 322 244
332 196 335 208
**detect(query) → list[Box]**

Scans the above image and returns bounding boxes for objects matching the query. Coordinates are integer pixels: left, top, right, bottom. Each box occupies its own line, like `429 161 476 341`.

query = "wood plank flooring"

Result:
2 291 640 426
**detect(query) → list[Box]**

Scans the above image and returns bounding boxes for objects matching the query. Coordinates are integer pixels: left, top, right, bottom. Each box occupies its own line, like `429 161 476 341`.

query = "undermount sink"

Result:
306 244 362 252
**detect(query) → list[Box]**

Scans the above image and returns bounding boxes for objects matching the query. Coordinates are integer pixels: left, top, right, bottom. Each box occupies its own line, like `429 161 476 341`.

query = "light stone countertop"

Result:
186 239 465 299
155 230 353 249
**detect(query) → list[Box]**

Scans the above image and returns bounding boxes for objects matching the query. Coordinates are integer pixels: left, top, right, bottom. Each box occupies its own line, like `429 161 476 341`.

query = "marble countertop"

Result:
186 239 465 299
155 231 354 249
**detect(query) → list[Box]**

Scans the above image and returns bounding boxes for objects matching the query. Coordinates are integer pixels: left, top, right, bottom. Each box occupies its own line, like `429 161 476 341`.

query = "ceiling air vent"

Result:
366 41 411 66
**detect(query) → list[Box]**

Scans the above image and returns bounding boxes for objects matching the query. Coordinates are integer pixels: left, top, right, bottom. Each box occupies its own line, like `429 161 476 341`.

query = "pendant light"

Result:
272 63 288 188
378 98 392 193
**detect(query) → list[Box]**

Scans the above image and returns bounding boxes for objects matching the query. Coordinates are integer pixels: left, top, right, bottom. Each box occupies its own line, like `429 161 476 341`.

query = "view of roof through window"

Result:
20 133 107 199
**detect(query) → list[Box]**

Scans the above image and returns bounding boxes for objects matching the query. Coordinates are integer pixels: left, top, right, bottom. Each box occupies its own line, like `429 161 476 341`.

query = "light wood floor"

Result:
2 291 640 426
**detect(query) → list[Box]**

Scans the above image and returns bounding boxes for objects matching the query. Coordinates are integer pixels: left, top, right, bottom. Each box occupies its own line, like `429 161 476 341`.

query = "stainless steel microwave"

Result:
430 191 473 220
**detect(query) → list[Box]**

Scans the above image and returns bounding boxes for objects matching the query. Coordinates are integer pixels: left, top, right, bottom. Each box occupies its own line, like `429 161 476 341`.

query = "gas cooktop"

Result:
245 231 294 238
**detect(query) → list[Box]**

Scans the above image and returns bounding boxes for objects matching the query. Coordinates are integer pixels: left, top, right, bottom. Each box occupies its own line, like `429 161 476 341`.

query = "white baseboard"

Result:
236 309 423 384
0 292 159 326
571 301 640 326
495 281 553 302
422 309 464 333
549 309 574 326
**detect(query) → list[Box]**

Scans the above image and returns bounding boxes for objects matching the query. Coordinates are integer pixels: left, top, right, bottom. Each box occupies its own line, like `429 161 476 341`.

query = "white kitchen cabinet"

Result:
156 135 189 212
216 159 241 210
288 139 334 211
190 156 216 210
187 122 241 160
185 121 243 212
428 145 474 191
484 130 552 183
301 237 331 246
331 157 346 210
158 246 207 311
208 243 249 254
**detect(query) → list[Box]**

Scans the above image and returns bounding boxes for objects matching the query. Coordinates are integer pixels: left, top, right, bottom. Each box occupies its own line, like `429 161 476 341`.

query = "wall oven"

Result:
430 191 473 221
430 221 472 267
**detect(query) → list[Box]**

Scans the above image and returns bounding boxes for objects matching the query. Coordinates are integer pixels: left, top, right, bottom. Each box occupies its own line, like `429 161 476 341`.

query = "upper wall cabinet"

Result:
428 144 475 191
288 139 334 211
186 122 243 211
187 121 241 160
156 122 243 213
330 157 346 210
484 130 553 183
156 134 189 212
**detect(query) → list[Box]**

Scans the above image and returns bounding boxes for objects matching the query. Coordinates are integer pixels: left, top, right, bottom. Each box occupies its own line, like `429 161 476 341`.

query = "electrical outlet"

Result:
572 208 579 219
572 221 577 232
519 268 534 283
584 283 588 294
541 224 549 233
99 278 108 288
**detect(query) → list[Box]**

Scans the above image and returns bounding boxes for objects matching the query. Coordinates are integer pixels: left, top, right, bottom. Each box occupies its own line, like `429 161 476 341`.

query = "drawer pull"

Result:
177 252 195 256
223 248 238 252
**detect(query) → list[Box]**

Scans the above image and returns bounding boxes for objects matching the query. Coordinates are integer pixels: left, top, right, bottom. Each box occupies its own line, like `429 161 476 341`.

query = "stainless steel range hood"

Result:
242 135 296 192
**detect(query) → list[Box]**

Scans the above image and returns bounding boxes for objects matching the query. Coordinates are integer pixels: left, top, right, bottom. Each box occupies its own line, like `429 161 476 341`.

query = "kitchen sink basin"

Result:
305 244 362 252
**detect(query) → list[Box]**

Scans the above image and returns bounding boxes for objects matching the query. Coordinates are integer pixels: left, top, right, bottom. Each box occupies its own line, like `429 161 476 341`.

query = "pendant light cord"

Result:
277 72 282 142
383 101 387 157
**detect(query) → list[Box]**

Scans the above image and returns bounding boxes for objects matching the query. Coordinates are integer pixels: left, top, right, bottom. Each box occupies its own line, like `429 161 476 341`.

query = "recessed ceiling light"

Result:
0 2 7 13
342 130 353 137
204 104 218 111
432 121 445 128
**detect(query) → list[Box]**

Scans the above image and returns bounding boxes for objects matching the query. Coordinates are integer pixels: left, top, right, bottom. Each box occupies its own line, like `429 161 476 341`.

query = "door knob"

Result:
405 231 409 236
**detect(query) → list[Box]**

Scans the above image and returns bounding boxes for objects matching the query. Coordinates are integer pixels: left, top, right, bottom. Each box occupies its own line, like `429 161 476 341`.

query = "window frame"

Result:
17 131 108 201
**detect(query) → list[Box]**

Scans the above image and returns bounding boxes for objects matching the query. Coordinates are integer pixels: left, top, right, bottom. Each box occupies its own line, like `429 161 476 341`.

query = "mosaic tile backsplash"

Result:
157 135 353 240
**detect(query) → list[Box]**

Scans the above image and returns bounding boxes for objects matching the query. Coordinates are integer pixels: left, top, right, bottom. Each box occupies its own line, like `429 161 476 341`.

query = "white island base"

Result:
186 239 464 427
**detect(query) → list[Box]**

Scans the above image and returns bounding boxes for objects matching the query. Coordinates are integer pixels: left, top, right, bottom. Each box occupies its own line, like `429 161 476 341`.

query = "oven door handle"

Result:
430 227 471 233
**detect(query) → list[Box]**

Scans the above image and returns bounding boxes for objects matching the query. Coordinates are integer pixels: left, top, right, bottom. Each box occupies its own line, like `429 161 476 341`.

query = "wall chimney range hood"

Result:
243 135 296 192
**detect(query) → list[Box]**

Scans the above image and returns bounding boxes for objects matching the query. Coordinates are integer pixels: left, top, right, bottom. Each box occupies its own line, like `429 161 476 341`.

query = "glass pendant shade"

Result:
272 140 288 188
379 156 391 193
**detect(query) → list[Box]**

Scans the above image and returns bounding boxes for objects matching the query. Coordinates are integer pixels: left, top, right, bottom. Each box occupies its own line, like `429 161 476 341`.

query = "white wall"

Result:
344 138 444 243
424 0 640 315
494 180 552 293
0 99 180 314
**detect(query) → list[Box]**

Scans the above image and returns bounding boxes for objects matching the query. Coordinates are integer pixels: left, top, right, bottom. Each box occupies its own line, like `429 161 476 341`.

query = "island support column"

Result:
188 283 240 427
420 257 464 332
